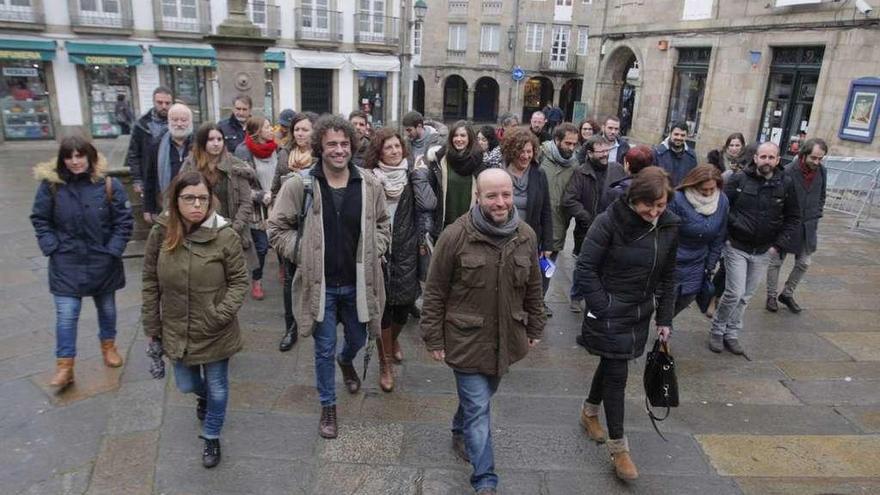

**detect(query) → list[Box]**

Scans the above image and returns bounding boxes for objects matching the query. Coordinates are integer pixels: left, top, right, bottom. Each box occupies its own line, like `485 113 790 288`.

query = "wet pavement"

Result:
1 139 879 494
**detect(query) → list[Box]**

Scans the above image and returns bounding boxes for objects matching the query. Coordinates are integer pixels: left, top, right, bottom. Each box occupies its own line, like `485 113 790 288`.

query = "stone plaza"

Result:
1 139 879 494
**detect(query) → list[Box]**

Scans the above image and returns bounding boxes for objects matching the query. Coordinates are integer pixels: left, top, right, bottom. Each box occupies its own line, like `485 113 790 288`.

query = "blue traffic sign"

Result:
512 66 525 82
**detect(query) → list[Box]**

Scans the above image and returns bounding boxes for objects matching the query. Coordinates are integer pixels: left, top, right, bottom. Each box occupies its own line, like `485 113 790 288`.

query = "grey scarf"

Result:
157 132 173 194
470 203 519 238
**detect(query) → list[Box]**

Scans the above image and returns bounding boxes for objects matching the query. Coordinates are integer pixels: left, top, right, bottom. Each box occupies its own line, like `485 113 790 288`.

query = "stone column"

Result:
467 89 476 120
204 0 274 118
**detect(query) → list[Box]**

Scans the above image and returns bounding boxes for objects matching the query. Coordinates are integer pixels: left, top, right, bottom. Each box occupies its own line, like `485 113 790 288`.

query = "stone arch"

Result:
521 76 554 123
559 78 583 122
443 74 468 121
473 76 499 123
595 44 643 130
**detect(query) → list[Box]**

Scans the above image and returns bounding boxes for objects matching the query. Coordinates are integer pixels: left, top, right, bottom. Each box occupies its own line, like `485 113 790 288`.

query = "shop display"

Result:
1 62 54 140
89 83 130 137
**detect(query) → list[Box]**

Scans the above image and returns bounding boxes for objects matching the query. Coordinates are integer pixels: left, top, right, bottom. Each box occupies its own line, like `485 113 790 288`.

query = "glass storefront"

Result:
160 65 208 126
0 60 54 140
665 47 711 146
84 64 134 138
357 71 386 127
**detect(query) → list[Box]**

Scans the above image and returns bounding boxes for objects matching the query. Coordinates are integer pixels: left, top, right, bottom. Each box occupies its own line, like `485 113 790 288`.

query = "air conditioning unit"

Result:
775 0 822 6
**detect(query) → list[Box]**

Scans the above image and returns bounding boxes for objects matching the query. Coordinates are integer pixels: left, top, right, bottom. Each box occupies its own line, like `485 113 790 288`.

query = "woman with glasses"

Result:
142 171 249 469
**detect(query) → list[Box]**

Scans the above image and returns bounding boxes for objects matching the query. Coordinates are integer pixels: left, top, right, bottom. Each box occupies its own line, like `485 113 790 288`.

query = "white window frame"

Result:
80 0 120 14
359 0 386 38
413 21 422 55
448 23 467 51
302 0 330 32
577 26 588 56
480 24 500 53
550 24 570 63
555 0 572 5
162 0 198 22
525 23 544 52
582 0 592 4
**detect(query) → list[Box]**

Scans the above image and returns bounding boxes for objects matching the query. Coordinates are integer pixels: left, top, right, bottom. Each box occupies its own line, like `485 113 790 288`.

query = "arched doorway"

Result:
443 75 468 121
412 75 425 115
522 76 553 123
559 78 582 122
596 46 641 135
473 77 499 123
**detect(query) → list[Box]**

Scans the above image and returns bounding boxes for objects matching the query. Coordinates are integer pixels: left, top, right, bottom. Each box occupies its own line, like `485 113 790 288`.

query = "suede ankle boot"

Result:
50 358 75 388
390 323 404 363
607 437 638 480
100 340 123 368
579 401 607 443
378 328 395 392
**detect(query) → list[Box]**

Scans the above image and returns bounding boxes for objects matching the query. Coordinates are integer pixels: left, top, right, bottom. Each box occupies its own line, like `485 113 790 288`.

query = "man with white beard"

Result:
142 103 194 223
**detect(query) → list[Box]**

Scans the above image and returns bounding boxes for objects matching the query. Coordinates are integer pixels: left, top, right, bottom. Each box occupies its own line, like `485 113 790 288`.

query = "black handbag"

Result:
643 339 679 440
695 272 715 314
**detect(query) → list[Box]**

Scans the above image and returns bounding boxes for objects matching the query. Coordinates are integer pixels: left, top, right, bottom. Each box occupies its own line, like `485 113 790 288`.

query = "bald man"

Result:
421 168 546 495
709 141 800 355
142 103 194 222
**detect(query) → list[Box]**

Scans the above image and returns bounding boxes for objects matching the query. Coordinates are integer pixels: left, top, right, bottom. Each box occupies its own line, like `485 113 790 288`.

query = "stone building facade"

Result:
579 0 880 158
415 0 591 124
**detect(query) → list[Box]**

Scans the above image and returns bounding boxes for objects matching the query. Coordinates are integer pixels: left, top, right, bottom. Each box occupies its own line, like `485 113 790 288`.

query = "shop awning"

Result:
348 53 400 73
67 42 142 66
150 46 216 67
0 39 57 61
290 51 347 70
264 51 286 69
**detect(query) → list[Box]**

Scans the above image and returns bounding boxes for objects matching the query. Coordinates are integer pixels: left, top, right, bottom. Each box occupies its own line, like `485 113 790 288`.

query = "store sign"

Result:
155 57 215 67
86 56 128 65
0 50 41 60
264 62 281 70
3 67 39 77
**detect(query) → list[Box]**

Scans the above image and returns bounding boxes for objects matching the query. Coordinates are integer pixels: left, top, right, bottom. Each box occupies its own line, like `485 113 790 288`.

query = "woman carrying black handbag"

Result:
574 167 680 481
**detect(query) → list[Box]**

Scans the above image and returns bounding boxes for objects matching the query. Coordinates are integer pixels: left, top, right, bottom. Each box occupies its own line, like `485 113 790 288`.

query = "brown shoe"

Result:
100 340 123 368
336 356 361 394
391 323 404 363
608 437 639 480
579 402 607 443
378 328 394 393
319 405 338 439
49 357 75 388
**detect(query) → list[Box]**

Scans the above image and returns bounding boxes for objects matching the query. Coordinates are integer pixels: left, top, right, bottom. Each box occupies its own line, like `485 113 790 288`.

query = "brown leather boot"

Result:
390 323 404 363
49 358 75 388
607 437 639 480
378 328 394 393
319 405 338 439
100 340 123 368
579 402 607 443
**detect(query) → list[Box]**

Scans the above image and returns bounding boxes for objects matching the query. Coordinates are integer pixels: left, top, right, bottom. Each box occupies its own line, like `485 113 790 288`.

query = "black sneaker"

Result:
196 397 206 422
778 294 802 314
765 296 779 312
200 436 221 468
544 303 553 318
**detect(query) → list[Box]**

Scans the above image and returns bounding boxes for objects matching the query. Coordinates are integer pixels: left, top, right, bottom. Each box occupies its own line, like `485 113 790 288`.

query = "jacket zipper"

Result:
184 240 191 356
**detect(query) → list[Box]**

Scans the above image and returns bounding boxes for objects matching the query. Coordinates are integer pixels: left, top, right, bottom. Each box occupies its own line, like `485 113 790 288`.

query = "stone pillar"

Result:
467 89 476 120
204 0 274 119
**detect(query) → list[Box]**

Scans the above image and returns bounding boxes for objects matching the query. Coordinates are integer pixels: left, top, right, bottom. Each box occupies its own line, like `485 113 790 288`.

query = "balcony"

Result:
68 0 133 33
447 49 466 64
0 0 45 30
295 8 343 46
154 0 211 37
248 1 280 38
481 0 502 16
448 0 468 16
540 52 579 74
479 51 498 66
354 13 400 51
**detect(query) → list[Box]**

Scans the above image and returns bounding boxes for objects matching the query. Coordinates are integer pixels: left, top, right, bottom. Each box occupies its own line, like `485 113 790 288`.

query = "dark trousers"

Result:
283 259 297 330
573 222 589 257
586 357 629 440
251 228 269 280
674 292 698 317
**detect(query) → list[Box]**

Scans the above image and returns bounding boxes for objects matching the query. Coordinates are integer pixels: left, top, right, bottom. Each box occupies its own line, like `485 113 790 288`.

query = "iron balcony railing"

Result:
448 0 468 16
354 13 400 47
248 1 280 38
479 51 499 66
295 7 343 43
539 51 579 74
154 0 211 35
68 0 133 30
447 49 466 64
481 0 502 15
0 0 45 25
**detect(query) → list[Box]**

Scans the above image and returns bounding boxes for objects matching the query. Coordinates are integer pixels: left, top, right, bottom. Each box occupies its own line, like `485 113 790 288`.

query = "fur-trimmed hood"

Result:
33 154 109 185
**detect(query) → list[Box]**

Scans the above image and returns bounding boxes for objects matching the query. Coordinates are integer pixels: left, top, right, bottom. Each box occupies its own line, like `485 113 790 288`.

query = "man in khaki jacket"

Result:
421 168 545 495
268 115 390 439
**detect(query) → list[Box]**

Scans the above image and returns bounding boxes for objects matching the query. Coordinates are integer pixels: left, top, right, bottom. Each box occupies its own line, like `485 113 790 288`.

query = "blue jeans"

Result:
313 285 367 407
173 359 230 439
453 371 501 492
250 228 269 280
54 292 117 358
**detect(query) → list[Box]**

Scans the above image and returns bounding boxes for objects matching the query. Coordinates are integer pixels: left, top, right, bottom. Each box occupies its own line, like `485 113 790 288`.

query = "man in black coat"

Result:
218 94 252 153
709 141 800 354
125 86 172 194
602 115 630 164
766 138 828 314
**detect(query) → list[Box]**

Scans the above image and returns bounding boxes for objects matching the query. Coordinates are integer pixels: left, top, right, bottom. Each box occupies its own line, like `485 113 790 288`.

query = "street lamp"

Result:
414 0 428 22
507 26 517 50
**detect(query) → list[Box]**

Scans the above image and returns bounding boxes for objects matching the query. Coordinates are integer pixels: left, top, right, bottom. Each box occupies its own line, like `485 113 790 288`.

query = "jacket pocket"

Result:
444 311 488 369
459 255 487 288
445 311 484 331
512 255 531 287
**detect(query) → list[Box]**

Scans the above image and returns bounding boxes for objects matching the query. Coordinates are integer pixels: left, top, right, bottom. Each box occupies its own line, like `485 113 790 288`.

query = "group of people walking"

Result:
30 91 829 493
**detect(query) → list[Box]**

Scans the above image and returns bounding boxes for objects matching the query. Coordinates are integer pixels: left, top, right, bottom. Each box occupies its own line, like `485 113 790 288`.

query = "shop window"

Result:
759 46 824 155
84 64 132 138
358 72 386 127
300 68 332 115
160 65 208 126
1 60 54 140
665 47 711 143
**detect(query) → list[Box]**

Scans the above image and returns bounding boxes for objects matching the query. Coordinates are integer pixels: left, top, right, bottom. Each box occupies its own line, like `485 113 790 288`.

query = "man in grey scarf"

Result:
540 123 580 255
142 103 193 222
421 168 545 495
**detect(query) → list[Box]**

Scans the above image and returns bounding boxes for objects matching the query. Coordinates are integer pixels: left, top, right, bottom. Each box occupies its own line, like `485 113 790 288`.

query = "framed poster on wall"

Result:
839 77 880 144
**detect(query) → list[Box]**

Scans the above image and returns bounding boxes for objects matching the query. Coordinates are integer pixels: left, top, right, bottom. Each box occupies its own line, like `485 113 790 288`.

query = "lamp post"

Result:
399 0 427 126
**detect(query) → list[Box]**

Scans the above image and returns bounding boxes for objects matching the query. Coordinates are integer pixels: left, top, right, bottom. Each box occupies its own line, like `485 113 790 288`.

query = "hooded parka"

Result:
141 213 249 366
540 139 579 252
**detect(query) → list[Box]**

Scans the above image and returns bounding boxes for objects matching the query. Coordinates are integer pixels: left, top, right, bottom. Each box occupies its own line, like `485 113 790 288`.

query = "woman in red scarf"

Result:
234 116 278 300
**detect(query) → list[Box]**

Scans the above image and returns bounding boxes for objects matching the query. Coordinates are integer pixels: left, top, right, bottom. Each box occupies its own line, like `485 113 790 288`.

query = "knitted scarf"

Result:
446 146 482 176
288 146 313 171
684 188 721 216
245 134 277 159
799 157 818 188
373 159 409 200
470 203 520 239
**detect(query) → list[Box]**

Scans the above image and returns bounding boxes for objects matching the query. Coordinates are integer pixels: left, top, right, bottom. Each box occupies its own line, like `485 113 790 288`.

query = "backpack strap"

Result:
104 176 113 204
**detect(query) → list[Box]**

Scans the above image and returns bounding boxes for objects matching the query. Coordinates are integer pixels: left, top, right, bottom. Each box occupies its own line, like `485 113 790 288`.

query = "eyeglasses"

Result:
179 194 210 206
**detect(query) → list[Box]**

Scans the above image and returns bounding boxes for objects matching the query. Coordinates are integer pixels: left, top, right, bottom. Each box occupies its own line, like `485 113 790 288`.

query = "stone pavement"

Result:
1 140 879 495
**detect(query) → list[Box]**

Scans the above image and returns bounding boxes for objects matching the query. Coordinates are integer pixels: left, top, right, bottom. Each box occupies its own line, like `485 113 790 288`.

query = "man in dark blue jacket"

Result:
219 94 252 152
709 142 800 355
653 121 697 186
766 138 827 314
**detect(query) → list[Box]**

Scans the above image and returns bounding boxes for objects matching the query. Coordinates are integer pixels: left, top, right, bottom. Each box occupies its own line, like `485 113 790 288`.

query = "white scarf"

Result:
373 159 409 200
685 188 720 216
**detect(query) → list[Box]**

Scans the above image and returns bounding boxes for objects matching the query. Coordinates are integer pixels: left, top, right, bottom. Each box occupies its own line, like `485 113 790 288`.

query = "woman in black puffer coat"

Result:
574 166 679 481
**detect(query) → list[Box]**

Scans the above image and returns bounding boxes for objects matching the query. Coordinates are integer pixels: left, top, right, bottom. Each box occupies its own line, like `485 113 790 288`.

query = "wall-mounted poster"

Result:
839 77 880 143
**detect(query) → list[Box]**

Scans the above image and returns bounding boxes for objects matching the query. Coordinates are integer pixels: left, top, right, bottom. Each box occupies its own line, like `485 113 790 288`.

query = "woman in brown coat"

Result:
143 170 249 469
